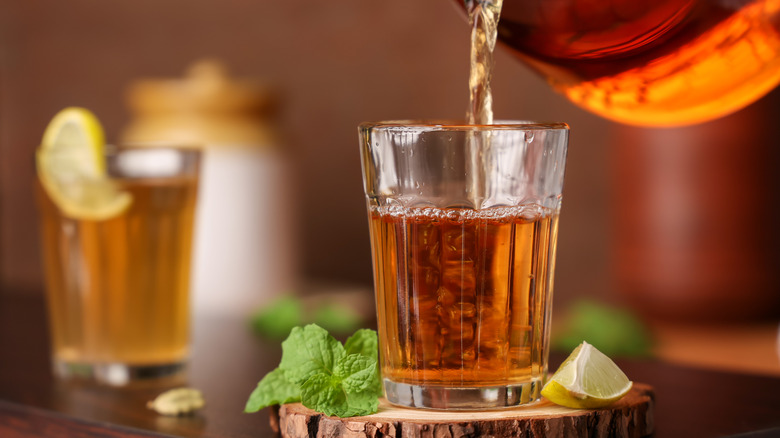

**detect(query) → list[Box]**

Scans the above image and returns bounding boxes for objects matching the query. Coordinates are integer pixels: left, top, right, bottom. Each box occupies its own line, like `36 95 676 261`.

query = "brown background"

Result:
1 0 778 319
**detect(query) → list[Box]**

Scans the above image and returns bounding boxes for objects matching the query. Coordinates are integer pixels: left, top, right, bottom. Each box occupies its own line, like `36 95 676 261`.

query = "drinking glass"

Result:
38 144 201 386
359 121 568 409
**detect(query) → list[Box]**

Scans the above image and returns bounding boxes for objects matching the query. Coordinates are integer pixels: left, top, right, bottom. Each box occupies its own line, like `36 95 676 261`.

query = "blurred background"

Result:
1 0 778 374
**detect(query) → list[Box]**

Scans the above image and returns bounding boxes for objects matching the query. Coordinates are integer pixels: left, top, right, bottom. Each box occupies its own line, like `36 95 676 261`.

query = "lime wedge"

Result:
36 107 132 220
541 341 633 409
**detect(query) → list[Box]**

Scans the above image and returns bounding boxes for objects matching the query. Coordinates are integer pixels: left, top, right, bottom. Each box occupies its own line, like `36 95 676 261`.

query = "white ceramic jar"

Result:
121 60 297 317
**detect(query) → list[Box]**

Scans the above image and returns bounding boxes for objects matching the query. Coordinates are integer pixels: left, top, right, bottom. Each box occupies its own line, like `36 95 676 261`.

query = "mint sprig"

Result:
244 324 383 418
250 296 364 340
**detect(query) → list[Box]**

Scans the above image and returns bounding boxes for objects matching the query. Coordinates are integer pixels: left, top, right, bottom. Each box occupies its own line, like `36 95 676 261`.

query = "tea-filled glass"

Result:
359 121 568 409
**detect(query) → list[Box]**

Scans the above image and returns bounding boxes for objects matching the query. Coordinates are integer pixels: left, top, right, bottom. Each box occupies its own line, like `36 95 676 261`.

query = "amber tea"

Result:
359 122 568 409
38 147 200 385
370 206 558 388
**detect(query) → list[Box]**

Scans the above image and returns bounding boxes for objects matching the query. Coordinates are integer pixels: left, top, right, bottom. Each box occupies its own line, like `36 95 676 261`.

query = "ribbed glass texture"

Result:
359 121 568 409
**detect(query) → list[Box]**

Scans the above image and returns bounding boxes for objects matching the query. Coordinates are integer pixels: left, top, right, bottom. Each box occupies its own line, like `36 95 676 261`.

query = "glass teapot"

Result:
460 0 780 126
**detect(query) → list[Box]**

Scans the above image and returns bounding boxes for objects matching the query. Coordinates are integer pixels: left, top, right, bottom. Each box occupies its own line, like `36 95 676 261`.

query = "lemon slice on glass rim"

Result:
541 341 633 409
36 107 132 220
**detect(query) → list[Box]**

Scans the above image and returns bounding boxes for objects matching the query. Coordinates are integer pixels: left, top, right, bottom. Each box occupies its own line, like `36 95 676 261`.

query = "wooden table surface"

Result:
1 289 779 438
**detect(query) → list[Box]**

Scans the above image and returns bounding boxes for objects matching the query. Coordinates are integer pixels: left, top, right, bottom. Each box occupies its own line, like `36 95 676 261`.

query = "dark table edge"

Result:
0 398 179 438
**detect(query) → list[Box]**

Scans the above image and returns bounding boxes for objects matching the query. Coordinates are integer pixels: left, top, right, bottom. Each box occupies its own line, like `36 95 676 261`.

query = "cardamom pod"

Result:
147 387 205 416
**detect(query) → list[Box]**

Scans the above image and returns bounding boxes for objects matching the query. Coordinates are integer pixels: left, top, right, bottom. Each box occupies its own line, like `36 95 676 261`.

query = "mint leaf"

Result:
300 373 346 417
342 389 380 417
244 368 300 413
313 304 362 334
250 296 304 340
344 329 377 357
334 354 376 394
300 373 379 418
245 325 382 418
250 294 367 341
280 324 345 384
552 300 653 357
344 328 383 396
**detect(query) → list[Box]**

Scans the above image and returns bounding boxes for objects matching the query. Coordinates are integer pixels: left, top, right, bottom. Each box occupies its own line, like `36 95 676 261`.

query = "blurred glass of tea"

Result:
38 145 201 385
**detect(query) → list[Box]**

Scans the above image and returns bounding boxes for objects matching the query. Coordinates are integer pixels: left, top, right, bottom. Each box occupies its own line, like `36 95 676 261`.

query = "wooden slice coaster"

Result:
271 382 654 437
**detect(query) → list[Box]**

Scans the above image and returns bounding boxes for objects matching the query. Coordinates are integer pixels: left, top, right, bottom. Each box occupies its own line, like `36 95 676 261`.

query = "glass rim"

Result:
35 142 202 155
104 143 201 179
359 119 569 131
104 142 202 155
